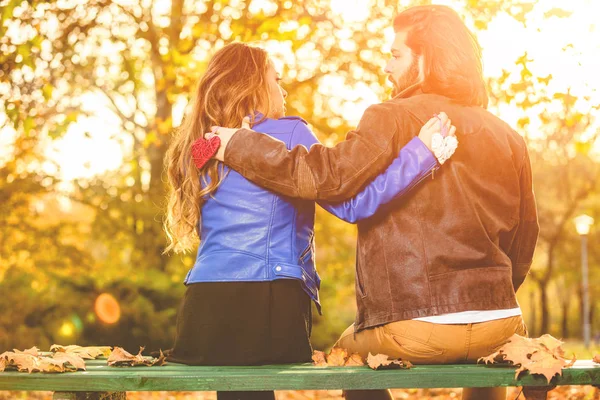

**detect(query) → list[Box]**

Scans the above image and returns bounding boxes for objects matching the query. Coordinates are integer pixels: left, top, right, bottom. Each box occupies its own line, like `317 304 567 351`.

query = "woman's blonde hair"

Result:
164 43 271 253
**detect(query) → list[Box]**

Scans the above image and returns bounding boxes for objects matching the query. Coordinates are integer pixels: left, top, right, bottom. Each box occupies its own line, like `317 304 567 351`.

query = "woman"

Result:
163 43 455 400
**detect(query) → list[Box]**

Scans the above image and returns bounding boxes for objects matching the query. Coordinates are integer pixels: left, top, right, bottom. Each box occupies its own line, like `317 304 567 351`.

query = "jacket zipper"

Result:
401 162 440 196
299 232 314 263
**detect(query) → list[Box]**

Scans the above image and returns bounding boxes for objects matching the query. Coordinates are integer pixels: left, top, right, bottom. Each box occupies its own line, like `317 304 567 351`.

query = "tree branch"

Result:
94 86 146 131
169 0 184 46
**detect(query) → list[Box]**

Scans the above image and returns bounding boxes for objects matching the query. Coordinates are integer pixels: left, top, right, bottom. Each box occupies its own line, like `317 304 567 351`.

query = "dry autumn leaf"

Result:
107 347 166 367
0 348 86 373
537 334 564 354
20 347 40 356
345 353 365 366
311 348 365 367
52 352 87 371
367 353 412 370
51 345 112 359
478 334 575 383
311 350 327 367
326 347 348 367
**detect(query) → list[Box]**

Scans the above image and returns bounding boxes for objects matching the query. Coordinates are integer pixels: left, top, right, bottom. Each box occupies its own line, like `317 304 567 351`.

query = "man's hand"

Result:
205 117 252 161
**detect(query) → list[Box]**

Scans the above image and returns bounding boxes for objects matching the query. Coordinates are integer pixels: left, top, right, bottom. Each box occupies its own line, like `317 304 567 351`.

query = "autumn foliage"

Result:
479 334 576 383
0 345 165 373
312 348 412 370
0 346 104 373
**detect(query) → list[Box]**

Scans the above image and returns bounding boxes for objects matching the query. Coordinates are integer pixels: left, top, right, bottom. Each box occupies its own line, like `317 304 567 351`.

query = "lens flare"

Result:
70 314 84 333
58 321 75 337
94 293 121 324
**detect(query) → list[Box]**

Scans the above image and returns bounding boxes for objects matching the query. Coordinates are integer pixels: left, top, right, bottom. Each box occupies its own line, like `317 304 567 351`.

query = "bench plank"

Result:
53 392 125 400
1 360 599 392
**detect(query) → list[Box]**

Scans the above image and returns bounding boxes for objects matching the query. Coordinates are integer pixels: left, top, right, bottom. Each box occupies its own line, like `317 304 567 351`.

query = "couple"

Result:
163 5 539 400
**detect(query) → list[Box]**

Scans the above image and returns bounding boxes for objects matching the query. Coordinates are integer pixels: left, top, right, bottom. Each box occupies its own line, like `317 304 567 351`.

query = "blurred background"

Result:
1 0 599 365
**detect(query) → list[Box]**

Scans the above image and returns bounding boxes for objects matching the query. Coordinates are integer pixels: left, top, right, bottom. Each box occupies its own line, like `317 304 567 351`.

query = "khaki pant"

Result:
337 316 527 400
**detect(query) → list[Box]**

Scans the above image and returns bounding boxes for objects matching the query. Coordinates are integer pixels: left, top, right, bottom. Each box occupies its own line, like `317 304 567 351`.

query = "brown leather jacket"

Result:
224 86 539 332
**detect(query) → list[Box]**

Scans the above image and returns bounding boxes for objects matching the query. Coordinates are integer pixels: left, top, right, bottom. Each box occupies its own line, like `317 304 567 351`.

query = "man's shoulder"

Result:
359 101 411 124
388 92 448 109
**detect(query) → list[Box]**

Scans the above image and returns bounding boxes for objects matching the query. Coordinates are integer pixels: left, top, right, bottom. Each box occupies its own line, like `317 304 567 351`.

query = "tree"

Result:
1 0 572 350
488 52 600 336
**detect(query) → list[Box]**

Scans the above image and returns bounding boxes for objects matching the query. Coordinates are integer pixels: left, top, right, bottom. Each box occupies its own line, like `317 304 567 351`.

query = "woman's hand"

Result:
418 112 458 165
205 117 252 161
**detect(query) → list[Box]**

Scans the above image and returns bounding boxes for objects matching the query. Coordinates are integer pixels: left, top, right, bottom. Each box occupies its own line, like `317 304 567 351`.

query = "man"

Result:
210 5 539 399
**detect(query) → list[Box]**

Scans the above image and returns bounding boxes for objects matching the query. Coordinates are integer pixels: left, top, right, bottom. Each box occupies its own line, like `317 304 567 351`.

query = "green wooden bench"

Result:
1 359 599 399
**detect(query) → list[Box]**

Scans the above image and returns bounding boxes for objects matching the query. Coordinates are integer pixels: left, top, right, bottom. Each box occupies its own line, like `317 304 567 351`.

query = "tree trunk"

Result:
561 297 569 338
529 289 537 337
591 302 596 340
539 280 550 334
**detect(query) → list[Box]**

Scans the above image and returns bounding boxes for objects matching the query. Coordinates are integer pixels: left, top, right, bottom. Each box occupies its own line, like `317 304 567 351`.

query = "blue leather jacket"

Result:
184 115 438 312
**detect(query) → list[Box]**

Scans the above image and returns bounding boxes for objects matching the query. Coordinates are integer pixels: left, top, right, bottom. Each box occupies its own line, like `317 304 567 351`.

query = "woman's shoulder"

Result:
252 115 317 148
252 115 308 133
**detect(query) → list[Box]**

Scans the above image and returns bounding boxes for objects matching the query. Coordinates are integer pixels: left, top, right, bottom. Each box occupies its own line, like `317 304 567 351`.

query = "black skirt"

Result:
167 279 313 366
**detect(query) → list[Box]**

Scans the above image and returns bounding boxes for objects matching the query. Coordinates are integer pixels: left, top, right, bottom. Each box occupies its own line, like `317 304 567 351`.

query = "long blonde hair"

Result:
164 43 271 253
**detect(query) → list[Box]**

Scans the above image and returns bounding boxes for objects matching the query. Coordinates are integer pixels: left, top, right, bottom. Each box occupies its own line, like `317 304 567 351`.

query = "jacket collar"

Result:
392 83 424 100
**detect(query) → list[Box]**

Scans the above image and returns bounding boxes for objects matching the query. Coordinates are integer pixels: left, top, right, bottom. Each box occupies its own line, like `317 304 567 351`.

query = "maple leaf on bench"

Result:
345 353 366 366
311 348 365 367
366 353 412 370
107 347 166 367
51 345 112 359
478 334 575 383
0 346 87 373
327 348 348 366
311 350 327 367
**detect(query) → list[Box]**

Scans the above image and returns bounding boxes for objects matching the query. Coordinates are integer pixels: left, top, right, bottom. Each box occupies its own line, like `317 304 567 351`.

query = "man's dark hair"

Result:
394 5 489 108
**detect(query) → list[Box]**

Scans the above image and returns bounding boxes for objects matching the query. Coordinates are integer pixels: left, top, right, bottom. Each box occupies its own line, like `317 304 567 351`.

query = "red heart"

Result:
191 136 221 169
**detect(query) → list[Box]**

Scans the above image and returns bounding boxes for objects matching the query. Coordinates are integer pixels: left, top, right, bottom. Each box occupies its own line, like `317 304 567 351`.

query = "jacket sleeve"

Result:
224 103 414 202
507 148 540 292
290 120 439 224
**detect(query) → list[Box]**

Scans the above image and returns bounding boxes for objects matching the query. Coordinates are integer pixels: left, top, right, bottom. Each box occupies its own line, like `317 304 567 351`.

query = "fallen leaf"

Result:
108 347 165 367
366 353 411 370
478 334 575 383
51 345 112 359
18 347 40 356
367 353 390 369
326 347 348 367
31 357 65 373
0 348 86 374
345 353 365 366
537 334 563 352
52 352 86 371
594 354 600 364
478 351 508 365
311 350 327 367
527 349 565 383
2 352 39 373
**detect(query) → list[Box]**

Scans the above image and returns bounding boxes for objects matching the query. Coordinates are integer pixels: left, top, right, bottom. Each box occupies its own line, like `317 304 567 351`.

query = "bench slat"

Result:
1 361 599 391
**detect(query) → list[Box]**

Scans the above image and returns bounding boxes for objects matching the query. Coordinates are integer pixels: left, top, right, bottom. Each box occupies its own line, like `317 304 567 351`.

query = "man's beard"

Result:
390 58 420 98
